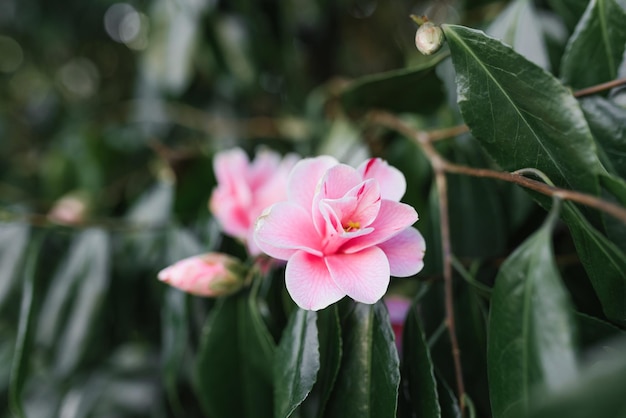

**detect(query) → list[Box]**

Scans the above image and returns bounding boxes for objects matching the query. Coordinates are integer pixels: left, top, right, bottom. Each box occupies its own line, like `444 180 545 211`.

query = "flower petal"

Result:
378 227 426 277
358 158 407 202
319 164 363 199
325 246 390 304
254 202 323 260
342 200 418 253
288 156 338 210
285 251 346 311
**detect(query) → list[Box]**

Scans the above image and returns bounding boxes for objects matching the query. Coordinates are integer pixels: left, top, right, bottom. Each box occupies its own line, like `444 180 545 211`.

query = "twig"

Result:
573 77 626 98
367 111 626 224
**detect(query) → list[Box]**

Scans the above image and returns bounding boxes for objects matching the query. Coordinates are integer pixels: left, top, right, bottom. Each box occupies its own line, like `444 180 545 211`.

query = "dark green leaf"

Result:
560 0 626 90
325 301 400 418
528 339 626 418
562 201 626 324
442 24 603 195
53 229 110 376
488 215 578 418
546 0 591 31
298 305 342 418
487 0 550 69
0 222 29 308
599 173 626 248
580 96 626 178
274 309 320 418
35 229 110 377
340 56 446 115
403 299 441 418
575 312 625 348
195 291 275 418
9 236 43 418
437 374 462 418
161 288 189 417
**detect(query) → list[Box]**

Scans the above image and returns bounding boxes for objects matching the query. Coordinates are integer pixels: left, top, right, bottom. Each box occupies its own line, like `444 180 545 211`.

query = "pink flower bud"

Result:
157 253 245 297
48 194 88 225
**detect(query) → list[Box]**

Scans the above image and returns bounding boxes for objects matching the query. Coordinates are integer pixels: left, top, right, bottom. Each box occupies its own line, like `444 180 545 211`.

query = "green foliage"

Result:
2 0 626 416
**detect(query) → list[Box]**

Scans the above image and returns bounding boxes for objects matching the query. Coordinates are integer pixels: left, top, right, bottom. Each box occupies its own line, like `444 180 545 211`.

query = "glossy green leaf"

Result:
195 290 275 418
528 340 626 418
562 201 626 324
340 56 446 115
488 213 578 418
599 173 626 249
437 374 462 418
403 299 441 418
560 0 626 90
298 305 342 418
487 0 550 69
442 24 603 195
0 222 29 308
325 301 400 418
274 309 319 418
9 236 43 418
580 96 626 178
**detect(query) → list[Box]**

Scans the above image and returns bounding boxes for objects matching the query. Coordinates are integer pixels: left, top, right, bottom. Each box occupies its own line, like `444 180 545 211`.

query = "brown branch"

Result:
368 111 626 224
573 77 626 98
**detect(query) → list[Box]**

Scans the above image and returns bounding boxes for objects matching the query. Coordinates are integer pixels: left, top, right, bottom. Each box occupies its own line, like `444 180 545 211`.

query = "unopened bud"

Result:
48 193 88 225
158 253 246 297
415 22 444 55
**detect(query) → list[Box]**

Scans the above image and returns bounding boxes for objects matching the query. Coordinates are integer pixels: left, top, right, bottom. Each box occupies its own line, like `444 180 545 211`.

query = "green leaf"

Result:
546 0 591 31
575 312 625 348
488 213 578 418
487 0 550 69
161 288 189 417
580 97 626 178
560 0 626 90
325 301 400 418
9 235 43 418
442 24 603 195
528 340 626 418
0 222 29 308
562 201 626 324
403 299 441 418
36 228 111 376
298 305 342 418
195 290 275 418
339 56 446 115
274 309 320 418
599 173 626 248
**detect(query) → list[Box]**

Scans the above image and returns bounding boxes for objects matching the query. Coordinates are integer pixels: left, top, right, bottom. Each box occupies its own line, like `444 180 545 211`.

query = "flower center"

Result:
343 220 361 232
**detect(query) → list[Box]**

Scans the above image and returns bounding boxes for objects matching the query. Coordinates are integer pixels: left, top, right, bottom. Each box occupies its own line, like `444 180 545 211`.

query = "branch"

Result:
573 77 626 98
367 111 626 224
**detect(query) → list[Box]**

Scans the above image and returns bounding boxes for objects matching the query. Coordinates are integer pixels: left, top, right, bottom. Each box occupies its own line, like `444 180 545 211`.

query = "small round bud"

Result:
415 22 444 55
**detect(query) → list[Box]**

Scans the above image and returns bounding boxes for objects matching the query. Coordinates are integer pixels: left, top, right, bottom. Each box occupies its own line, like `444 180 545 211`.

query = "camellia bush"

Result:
2 0 626 417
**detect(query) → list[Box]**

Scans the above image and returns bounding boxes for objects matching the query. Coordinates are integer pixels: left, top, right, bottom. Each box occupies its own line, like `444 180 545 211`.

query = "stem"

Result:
573 77 626 98
367 111 626 224
435 167 467 416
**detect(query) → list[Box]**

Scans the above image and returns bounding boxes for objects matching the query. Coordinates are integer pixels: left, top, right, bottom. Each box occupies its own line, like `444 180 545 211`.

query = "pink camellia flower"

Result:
158 253 245 297
254 156 426 311
209 148 300 255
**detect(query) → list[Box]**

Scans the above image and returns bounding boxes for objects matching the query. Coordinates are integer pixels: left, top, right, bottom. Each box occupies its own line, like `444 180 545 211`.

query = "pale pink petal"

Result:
285 251 346 310
318 164 363 199
213 148 249 184
342 200 418 254
358 158 407 202
209 191 250 238
378 227 426 277
288 156 338 210
254 202 323 260
325 246 390 304
248 149 282 189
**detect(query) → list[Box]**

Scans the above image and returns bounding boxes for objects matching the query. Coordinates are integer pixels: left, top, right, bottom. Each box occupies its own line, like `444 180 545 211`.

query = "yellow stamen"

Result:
344 220 361 232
